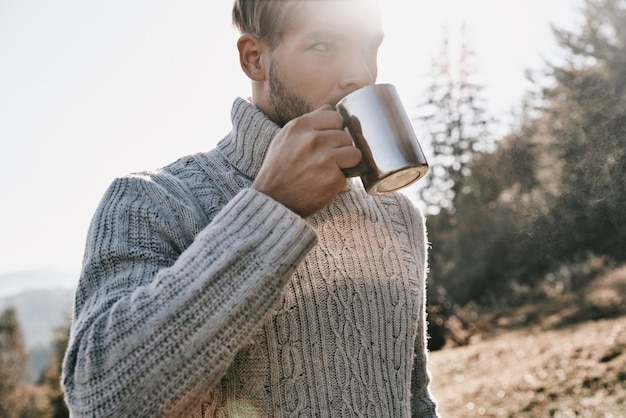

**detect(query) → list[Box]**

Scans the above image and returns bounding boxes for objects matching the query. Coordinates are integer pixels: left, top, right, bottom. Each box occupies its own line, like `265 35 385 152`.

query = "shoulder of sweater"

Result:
95 151 228 226
107 150 228 203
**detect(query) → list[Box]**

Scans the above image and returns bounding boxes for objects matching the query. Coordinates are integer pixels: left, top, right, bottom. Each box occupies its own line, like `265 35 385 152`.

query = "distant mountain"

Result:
0 270 77 381
0 287 75 349
0 269 78 298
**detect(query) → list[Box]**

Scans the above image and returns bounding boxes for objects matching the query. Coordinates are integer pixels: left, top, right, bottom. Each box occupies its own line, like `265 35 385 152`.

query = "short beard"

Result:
268 62 314 127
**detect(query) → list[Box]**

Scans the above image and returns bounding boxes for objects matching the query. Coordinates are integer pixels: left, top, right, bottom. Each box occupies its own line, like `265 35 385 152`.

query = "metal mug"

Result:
336 84 428 195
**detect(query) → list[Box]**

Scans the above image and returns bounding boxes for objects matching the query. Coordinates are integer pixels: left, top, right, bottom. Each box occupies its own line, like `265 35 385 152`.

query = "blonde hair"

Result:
232 0 300 48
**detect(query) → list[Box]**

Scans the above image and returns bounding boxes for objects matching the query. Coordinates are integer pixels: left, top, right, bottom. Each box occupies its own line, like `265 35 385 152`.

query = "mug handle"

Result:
341 161 368 178
338 110 369 178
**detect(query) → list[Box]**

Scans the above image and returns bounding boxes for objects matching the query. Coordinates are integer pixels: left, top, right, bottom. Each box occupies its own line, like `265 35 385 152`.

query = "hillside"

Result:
428 266 626 417
430 316 626 417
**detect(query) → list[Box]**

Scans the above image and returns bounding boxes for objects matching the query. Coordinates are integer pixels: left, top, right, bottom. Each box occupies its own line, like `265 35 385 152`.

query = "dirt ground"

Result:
428 266 626 417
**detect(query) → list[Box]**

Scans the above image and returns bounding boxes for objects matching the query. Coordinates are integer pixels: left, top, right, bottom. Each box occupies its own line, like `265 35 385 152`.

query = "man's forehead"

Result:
283 0 383 37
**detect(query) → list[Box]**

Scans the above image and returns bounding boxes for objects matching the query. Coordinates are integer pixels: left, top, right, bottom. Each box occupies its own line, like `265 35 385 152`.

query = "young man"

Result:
62 0 439 416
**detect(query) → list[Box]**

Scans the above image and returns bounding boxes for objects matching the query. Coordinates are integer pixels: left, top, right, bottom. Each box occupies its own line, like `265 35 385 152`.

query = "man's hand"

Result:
252 105 362 217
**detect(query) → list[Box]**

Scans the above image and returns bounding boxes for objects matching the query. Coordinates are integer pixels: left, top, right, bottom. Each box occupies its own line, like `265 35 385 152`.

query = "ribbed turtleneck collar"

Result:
217 98 281 180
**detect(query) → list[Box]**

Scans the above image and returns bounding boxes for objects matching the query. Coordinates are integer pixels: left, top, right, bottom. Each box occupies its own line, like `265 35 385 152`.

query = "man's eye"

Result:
312 42 336 52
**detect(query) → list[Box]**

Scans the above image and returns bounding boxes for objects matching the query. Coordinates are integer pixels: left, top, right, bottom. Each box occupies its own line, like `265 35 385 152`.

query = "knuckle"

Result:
285 116 307 131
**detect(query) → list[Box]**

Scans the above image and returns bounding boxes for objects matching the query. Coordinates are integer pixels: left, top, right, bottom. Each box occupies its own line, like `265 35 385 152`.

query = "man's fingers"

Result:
296 107 345 131
334 145 363 170
314 129 354 149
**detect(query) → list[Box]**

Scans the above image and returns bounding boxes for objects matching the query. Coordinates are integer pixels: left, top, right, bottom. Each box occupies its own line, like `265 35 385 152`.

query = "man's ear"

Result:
237 34 268 82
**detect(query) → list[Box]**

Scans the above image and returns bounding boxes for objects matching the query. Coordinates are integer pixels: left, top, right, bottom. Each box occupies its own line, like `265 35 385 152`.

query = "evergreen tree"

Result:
415 28 495 215
41 323 70 418
415 30 497 346
540 0 626 264
0 308 27 418
427 0 626 305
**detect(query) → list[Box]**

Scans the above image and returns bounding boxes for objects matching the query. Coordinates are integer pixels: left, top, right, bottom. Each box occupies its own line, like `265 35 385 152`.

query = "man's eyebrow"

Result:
300 30 347 42
300 30 385 44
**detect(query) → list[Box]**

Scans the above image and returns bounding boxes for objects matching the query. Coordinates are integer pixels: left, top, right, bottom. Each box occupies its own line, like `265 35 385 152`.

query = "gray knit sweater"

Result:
62 98 438 417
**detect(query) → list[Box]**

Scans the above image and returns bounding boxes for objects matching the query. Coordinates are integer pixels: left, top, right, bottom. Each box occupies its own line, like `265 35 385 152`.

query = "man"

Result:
62 0 439 416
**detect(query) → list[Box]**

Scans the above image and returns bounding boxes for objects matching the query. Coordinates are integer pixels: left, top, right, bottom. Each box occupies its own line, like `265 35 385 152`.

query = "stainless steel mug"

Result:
336 84 428 195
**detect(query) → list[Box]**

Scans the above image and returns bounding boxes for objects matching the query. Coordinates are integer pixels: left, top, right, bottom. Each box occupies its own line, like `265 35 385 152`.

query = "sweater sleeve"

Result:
62 174 318 417
395 196 439 418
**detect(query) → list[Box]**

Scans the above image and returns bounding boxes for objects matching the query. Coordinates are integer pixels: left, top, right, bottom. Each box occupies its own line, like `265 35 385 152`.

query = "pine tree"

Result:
0 308 28 418
415 28 495 215
415 28 497 347
541 0 626 263
426 0 626 305
41 323 70 418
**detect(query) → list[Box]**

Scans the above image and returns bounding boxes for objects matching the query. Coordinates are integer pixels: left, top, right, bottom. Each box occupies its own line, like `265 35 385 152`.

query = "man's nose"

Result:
339 51 376 90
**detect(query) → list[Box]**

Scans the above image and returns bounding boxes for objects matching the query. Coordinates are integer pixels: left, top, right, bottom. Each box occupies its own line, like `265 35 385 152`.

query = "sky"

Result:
0 0 582 285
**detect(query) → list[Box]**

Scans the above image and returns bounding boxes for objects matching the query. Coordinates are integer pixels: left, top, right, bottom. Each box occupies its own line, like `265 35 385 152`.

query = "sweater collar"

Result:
217 98 281 179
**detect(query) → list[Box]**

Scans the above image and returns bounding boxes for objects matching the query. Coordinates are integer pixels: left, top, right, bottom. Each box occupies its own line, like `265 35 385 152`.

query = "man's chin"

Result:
274 107 317 127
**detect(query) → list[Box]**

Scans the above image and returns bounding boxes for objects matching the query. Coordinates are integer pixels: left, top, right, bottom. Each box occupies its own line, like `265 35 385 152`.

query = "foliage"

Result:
415 29 496 215
0 307 70 418
542 0 626 263
0 307 27 418
41 324 70 418
424 0 626 307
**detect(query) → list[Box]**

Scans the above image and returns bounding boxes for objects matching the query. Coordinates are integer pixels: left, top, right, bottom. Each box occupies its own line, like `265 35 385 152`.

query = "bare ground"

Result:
428 266 626 417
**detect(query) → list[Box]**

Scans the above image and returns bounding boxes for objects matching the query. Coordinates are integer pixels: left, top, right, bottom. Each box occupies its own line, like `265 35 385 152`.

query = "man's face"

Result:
265 0 384 126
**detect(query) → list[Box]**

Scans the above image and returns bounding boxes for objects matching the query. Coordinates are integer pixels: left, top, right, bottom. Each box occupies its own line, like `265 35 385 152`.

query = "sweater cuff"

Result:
209 187 318 264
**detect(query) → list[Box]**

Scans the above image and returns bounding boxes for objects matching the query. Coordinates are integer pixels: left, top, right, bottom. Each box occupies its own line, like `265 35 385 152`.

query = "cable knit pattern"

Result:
62 98 438 417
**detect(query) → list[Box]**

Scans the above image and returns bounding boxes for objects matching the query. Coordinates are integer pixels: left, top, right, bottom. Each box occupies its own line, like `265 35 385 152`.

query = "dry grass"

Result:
428 266 626 417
